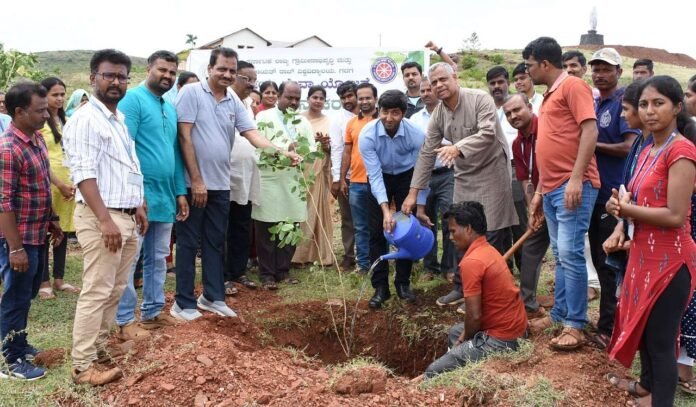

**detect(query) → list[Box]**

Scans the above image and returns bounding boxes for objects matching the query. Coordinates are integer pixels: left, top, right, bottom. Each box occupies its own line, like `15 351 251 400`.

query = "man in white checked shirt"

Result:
63 49 148 386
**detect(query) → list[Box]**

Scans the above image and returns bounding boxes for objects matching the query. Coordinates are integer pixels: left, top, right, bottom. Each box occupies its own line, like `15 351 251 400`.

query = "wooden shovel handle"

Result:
503 228 535 261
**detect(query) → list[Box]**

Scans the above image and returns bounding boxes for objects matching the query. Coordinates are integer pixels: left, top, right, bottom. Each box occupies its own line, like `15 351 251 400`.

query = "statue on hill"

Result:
580 6 604 46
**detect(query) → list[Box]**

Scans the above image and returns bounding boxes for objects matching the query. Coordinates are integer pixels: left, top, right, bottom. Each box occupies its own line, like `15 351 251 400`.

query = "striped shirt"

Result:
0 123 52 245
63 97 144 208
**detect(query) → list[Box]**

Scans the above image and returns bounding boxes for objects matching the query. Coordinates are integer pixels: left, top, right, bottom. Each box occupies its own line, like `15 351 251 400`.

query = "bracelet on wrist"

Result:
534 192 543 196
10 247 25 254
436 47 443 54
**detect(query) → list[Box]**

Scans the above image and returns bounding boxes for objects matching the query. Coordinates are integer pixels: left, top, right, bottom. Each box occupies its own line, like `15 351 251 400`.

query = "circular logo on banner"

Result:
371 57 398 84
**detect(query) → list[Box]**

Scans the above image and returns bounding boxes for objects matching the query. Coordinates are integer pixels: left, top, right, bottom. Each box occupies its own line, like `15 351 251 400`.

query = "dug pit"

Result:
256 285 458 377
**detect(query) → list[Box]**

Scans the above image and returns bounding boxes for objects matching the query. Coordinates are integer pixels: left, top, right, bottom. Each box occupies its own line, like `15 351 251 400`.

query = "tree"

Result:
461 32 481 53
0 43 42 90
185 34 198 49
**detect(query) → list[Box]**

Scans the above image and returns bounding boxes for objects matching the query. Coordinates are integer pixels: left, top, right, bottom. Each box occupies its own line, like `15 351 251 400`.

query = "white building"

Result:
198 28 331 49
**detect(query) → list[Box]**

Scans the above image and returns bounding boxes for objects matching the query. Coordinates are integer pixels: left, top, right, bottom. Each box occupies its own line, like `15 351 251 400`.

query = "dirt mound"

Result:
568 44 696 68
33 348 66 368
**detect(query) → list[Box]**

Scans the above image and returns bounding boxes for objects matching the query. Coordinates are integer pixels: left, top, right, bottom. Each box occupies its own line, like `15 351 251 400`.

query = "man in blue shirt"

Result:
587 48 639 349
115 50 189 339
359 90 428 308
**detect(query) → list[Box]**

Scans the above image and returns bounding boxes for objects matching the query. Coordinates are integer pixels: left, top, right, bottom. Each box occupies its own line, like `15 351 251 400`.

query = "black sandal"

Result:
237 275 257 289
588 332 610 350
262 280 278 290
224 281 238 296
606 373 650 397
281 277 300 285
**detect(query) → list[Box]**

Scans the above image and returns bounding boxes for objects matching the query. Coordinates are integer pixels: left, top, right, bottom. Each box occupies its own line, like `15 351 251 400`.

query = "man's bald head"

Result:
278 81 301 112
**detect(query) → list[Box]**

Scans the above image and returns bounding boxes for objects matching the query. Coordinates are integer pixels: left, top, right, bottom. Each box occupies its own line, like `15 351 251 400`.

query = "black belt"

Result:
108 207 137 215
510 159 516 167
432 166 453 175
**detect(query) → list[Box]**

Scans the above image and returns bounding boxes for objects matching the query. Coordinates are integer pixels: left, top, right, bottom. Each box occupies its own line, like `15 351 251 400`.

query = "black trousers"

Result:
225 201 252 282
41 234 68 282
368 169 414 289
254 220 297 282
588 204 619 336
639 264 690 407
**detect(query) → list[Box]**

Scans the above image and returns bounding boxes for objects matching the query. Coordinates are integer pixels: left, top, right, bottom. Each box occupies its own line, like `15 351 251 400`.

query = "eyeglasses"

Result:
237 74 257 85
95 72 130 84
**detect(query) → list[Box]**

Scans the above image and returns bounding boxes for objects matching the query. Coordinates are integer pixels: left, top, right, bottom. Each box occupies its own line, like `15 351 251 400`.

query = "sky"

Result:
1 0 694 59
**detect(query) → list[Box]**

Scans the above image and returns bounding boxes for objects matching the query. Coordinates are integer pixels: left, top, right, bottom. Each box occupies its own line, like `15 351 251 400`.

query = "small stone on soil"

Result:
256 393 272 405
196 376 207 385
196 354 214 367
160 382 176 391
194 392 208 407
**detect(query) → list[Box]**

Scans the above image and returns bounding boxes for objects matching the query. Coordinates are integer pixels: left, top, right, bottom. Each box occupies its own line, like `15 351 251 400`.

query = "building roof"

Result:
198 27 272 49
198 29 331 49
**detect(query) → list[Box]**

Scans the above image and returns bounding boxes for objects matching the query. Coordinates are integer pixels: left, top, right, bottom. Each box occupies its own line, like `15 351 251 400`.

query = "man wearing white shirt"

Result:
329 81 358 271
486 66 524 272
511 63 543 114
409 78 455 281
225 60 260 293
63 49 147 386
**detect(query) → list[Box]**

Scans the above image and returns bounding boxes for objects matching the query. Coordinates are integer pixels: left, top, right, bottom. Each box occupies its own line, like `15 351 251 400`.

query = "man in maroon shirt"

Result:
0 82 63 381
503 93 550 319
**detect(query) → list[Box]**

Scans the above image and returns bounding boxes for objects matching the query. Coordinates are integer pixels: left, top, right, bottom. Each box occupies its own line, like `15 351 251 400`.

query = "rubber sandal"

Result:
263 280 278 290
237 275 257 289
38 287 56 300
54 283 81 293
224 281 238 296
606 373 649 397
588 332 610 350
549 327 585 351
678 377 696 394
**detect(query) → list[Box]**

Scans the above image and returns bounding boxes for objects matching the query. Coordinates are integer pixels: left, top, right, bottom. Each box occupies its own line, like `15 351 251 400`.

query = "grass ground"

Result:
2 236 696 406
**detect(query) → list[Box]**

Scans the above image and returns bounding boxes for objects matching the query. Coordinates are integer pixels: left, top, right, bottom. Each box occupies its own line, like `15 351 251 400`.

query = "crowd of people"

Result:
0 36 695 406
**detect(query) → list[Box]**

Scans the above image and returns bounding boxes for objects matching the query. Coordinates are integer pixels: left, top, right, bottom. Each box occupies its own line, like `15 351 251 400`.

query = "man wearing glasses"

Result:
64 49 148 385
113 50 189 341
225 60 260 294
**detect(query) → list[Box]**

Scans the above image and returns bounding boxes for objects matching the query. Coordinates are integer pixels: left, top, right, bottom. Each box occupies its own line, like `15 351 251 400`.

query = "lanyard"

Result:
628 129 677 202
520 135 535 181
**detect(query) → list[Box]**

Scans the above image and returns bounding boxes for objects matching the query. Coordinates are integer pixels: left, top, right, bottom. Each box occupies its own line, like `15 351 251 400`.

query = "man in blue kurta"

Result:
586 48 640 347
359 90 428 309
115 51 188 337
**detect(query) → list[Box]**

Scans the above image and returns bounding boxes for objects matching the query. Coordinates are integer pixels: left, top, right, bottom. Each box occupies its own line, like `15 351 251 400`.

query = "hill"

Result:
34 50 148 93
446 46 694 91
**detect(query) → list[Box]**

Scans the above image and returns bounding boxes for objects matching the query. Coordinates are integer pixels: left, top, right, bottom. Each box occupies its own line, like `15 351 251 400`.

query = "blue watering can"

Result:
380 212 435 261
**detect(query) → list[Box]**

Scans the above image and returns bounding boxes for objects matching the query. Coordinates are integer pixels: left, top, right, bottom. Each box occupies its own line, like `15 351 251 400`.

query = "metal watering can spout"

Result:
379 212 434 262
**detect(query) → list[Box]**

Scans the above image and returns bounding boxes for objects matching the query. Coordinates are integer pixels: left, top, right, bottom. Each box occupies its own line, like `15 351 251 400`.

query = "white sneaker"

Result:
169 303 202 321
197 295 238 317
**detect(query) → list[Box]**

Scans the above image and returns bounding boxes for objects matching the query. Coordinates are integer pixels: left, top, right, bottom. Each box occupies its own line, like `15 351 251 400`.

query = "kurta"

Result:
608 138 696 367
40 121 75 232
292 113 334 265
410 88 517 231
252 107 315 223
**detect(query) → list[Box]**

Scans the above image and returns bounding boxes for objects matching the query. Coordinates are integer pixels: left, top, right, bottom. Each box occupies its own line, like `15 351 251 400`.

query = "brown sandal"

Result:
606 373 650 397
549 327 585 351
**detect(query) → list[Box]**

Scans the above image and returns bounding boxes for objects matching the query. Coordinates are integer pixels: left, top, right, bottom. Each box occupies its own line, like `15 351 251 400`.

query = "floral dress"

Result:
608 138 696 367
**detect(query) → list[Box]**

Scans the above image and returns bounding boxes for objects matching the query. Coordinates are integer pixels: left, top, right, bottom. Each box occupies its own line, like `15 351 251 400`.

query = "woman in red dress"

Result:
606 76 696 407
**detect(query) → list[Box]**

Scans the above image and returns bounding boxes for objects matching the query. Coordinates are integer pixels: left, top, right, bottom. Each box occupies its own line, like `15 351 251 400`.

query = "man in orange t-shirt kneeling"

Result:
424 201 528 379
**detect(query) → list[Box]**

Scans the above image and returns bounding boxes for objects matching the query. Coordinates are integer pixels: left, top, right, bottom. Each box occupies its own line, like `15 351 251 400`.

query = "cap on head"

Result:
589 47 622 66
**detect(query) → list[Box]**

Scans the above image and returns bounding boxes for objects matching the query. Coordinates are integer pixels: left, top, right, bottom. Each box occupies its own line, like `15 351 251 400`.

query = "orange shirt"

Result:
460 236 527 340
344 114 375 183
536 71 601 193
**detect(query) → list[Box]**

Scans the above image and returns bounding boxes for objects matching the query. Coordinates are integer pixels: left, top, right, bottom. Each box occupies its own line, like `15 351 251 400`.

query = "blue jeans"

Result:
0 240 44 363
116 222 173 325
348 182 370 270
175 190 229 310
544 180 598 329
